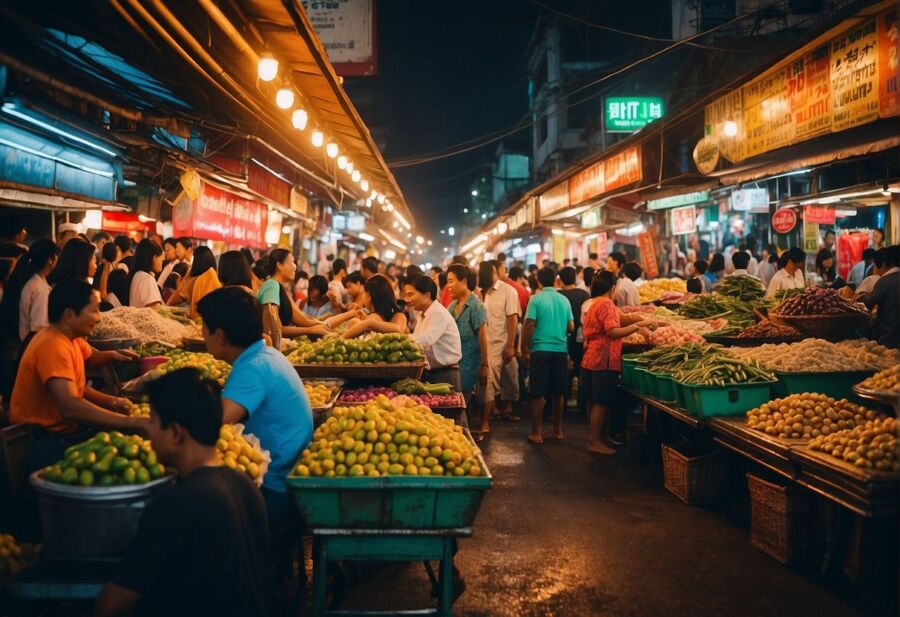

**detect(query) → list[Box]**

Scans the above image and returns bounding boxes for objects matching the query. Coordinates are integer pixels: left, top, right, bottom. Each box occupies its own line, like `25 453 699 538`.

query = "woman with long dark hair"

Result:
218 250 254 293
128 239 163 308
704 252 726 288
815 248 844 289
338 274 408 339
166 245 221 317
256 248 330 348
54 238 97 283
0 239 59 341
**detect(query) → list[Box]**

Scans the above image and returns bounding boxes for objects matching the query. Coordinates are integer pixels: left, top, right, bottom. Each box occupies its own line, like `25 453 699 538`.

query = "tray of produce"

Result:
673 355 777 418
638 278 686 304
304 380 345 425
287 333 426 379
852 366 900 406
337 380 465 409
727 338 893 373
287 396 491 529
91 306 200 346
133 341 177 357
745 393 885 442
715 274 767 301
803 416 899 474
87 337 139 351
32 432 175 494
769 288 868 341
703 321 804 346
677 293 774 330
216 423 270 485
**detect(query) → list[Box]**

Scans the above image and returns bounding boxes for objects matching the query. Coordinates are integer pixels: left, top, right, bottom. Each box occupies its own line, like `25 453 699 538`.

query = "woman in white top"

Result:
0 239 59 341
128 239 164 308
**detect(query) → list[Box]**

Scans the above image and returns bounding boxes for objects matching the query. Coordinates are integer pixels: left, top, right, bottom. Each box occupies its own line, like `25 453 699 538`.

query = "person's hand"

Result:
638 327 651 340
309 324 331 337
478 364 489 385
128 415 152 436
110 397 133 414
502 345 515 363
110 349 139 362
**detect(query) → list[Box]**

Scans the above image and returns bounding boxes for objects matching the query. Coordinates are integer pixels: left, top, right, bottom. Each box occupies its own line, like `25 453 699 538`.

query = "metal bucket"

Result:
29 472 176 561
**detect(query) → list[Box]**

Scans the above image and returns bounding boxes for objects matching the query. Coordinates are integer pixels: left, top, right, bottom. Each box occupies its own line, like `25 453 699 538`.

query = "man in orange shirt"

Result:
10 279 147 469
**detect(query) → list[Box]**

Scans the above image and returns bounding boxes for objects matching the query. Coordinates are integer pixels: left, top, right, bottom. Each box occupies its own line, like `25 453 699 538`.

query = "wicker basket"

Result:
661 443 725 505
768 313 867 342
747 473 810 564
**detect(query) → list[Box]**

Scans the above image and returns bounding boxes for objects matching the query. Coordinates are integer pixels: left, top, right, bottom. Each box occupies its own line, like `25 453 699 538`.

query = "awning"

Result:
0 185 129 212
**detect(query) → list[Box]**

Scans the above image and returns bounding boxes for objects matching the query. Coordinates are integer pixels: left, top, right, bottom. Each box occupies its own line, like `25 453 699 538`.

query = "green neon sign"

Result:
604 97 664 132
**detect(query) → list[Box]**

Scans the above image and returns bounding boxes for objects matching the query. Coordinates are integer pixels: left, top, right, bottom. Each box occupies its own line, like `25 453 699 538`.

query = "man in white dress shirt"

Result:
404 275 462 391
765 247 806 298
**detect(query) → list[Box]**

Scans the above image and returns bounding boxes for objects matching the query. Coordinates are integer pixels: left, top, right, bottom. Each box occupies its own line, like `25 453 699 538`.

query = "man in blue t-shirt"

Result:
196 287 312 525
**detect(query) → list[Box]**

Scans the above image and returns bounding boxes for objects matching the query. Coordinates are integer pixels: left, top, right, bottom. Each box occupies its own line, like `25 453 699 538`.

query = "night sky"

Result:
347 0 672 241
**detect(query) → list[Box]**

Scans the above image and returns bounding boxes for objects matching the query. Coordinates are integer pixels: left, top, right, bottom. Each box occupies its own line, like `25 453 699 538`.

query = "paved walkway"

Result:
332 415 860 616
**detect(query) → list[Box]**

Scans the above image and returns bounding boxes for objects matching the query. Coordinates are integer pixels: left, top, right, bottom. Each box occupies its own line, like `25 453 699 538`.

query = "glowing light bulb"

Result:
275 88 294 109
291 109 308 130
346 162 354 174
311 130 324 147
377 194 386 205
724 120 738 137
337 155 348 169
258 54 278 81
360 179 369 191
351 170 361 182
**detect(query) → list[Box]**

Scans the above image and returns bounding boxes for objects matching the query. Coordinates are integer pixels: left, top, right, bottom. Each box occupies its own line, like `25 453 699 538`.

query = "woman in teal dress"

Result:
446 264 489 412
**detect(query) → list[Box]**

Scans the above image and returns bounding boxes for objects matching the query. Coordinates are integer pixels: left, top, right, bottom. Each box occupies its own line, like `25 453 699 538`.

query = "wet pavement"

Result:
331 413 861 617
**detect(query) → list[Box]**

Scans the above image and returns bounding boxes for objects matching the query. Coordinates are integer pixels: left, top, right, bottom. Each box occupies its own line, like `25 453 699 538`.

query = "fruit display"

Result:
337 385 463 408
774 287 868 316
293 396 483 477
856 366 899 393
735 321 802 339
728 338 896 373
125 398 151 417
216 423 269 484
746 394 884 439
647 325 705 345
40 433 171 487
808 417 898 471
92 306 199 345
151 350 231 387
715 275 766 301
638 278 686 303
672 355 775 386
305 381 342 407
286 333 425 365
0 534 39 577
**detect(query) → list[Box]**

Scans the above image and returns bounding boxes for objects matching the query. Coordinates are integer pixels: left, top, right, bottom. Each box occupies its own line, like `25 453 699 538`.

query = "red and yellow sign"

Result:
566 145 642 207
772 208 798 234
704 7 899 163
638 231 659 279
568 161 605 207
539 182 570 217
173 184 269 248
805 204 836 225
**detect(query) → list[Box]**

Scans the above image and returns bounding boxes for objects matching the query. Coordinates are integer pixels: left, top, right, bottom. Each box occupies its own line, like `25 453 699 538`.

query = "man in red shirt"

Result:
501 264 530 315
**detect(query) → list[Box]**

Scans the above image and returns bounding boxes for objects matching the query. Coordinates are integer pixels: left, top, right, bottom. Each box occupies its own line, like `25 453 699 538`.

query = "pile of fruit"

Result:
0 534 39 577
338 385 462 408
647 325 705 345
304 381 342 408
857 366 899 393
734 321 802 339
149 350 231 387
638 278 686 303
774 287 868 316
125 398 151 417
728 338 895 373
216 424 268 483
293 396 483 477
286 333 424 365
746 394 883 440
808 417 898 471
41 433 171 487
716 275 766 301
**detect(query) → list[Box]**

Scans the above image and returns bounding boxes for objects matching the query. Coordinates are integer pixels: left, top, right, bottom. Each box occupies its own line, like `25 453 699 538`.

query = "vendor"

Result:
606 252 639 307
196 287 312 527
96 368 268 617
257 249 331 348
338 275 408 338
343 271 366 310
9 279 144 470
128 239 164 308
166 246 222 318
863 245 899 348
298 275 335 320
725 251 761 280
404 275 462 391
765 247 806 298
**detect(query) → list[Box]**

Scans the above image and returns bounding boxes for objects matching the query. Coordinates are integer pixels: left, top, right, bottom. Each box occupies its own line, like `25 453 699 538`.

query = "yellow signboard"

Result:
704 8 898 163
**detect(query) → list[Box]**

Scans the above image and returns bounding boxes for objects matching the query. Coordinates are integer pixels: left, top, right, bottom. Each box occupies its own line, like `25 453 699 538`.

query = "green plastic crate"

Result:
773 371 875 402
674 380 689 410
635 368 656 398
286 449 492 529
653 373 678 403
622 354 641 390
676 380 776 418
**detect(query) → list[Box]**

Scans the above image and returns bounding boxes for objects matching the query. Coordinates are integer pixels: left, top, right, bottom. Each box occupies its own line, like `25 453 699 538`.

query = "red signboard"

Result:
804 205 836 225
837 232 868 280
101 212 154 235
568 161 605 207
638 231 659 279
604 146 642 192
771 208 798 234
671 205 697 235
173 184 268 248
248 160 291 208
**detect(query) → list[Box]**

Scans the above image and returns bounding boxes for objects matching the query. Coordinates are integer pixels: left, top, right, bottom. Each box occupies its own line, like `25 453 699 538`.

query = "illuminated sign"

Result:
604 97 664 132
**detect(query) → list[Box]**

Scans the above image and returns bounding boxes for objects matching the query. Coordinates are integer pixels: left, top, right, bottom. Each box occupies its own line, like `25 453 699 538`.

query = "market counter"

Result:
710 417 798 481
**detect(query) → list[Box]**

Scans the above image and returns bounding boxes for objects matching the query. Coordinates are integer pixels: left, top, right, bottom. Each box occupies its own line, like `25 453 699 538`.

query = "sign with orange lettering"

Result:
638 231 659 278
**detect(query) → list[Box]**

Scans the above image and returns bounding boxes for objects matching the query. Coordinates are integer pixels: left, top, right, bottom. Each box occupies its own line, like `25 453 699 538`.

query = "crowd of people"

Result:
0 220 897 614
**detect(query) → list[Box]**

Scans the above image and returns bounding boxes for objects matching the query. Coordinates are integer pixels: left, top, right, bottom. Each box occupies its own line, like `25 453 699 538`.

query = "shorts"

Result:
581 368 619 406
528 351 568 398
477 352 520 404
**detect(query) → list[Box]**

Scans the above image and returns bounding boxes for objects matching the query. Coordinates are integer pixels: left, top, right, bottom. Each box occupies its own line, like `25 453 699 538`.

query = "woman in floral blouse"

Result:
581 271 654 455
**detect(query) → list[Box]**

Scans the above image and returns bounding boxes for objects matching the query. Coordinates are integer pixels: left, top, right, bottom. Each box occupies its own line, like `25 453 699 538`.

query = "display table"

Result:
710 417 799 481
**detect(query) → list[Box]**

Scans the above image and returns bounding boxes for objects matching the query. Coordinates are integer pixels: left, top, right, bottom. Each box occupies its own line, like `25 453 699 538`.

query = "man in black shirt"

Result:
557 267 590 408
95 368 269 617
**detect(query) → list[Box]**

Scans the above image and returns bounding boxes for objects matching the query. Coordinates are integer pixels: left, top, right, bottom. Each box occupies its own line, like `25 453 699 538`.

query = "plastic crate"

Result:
621 355 641 390
677 380 776 418
634 368 654 398
653 373 678 403
773 370 875 402
286 444 492 529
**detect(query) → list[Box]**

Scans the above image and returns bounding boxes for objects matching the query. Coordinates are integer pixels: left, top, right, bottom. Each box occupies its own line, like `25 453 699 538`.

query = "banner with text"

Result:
173 184 268 248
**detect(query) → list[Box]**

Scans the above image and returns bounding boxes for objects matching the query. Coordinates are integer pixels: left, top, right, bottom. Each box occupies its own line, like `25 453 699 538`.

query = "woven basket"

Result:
661 443 725 505
768 313 867 342
747 473 811 564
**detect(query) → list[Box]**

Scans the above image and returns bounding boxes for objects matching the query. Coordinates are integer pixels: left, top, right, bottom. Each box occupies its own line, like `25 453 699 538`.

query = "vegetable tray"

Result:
286 432 491 529
293 361 425 380
675 380 777 418
773 370 875 402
